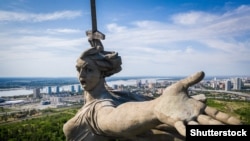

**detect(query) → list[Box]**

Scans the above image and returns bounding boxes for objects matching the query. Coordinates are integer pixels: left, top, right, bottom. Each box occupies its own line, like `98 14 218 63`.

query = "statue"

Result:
63 0 242 140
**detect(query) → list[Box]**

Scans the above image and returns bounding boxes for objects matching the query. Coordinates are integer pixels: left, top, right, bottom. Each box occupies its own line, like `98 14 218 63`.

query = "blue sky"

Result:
0 0 250 77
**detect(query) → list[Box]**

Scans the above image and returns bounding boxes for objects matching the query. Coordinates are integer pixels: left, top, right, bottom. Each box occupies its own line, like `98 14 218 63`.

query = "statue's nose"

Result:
79 69 87 78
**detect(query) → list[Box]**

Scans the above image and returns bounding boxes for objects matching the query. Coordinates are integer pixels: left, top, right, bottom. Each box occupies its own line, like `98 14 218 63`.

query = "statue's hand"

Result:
154 71 242 137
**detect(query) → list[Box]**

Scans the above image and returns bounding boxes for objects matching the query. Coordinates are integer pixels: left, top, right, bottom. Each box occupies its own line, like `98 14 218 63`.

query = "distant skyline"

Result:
0 0 250 77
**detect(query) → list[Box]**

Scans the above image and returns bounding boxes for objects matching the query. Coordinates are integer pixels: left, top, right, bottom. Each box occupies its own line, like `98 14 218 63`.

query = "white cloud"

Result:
103 5 250 76
107 23 127 33
1 5 250 77
172 11 218 25
0 10 82 22
0 33 86 77
132 21 167 29
46 28 82 34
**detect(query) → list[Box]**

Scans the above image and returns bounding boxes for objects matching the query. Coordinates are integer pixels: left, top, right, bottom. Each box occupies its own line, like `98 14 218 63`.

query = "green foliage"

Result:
0 100 249 140
206 99 250 124
0 108 78 141
206 99 227 111
234 107 250 124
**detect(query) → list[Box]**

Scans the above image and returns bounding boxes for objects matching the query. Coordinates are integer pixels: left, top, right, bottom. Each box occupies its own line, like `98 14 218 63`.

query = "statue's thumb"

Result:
174 121 186 137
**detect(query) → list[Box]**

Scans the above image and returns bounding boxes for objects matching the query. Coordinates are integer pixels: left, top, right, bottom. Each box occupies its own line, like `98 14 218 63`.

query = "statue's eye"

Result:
85 67 93 73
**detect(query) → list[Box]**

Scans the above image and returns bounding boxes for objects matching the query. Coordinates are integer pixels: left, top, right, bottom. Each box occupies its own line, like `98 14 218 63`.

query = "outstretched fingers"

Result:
173 106 242 137
204 106 242 125
197 114 224 125
179 71 205 89
173 120 206 137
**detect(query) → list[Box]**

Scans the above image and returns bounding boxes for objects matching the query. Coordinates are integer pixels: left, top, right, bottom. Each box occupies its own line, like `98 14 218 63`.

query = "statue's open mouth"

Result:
80 80 86 86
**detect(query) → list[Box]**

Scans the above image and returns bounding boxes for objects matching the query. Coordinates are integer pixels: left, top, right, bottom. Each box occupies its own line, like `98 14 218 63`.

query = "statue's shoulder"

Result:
109 89 154 103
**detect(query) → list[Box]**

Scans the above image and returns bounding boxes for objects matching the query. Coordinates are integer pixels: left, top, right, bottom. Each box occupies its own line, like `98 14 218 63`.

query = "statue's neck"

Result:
84 79 111 103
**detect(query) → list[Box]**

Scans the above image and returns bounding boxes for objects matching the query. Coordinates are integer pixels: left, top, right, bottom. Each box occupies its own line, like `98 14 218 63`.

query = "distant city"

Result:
0 75 250 108
0 75 249 124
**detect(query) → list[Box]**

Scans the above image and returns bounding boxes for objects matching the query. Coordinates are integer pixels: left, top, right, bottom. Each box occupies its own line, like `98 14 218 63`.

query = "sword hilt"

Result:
86 30 105 40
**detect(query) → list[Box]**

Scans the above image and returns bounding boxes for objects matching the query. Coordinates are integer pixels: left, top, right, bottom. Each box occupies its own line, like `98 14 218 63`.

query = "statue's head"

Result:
76 45 122 78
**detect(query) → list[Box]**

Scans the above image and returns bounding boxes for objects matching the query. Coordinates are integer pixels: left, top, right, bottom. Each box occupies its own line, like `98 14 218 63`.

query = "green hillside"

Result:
0 99 249 141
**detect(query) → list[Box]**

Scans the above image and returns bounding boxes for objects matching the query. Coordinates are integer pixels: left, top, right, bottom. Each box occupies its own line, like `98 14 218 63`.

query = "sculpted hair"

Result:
78 47 122 77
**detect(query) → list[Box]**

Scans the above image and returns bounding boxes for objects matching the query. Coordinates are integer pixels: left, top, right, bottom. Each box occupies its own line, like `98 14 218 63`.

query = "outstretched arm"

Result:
96 71 242 138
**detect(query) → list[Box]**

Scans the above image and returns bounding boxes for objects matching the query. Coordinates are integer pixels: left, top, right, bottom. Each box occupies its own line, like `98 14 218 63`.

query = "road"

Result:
191 88 250 98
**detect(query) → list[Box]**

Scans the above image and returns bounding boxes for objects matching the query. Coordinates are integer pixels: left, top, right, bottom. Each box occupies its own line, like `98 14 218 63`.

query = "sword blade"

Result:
86 0 105 40
90 0 97 32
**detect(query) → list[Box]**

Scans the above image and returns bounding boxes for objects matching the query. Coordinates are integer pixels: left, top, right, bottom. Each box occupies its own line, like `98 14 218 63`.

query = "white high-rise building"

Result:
77 85 82 93
225 80 231 91
48 86 52 95
233 77 242 90
56 86 60 93
33 88 40 98
71 85 75 92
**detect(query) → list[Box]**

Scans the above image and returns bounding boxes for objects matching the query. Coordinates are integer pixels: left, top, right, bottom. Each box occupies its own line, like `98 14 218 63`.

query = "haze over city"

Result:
0 0 250 77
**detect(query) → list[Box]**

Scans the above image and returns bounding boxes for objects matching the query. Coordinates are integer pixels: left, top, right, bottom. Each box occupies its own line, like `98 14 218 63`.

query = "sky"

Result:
0 0 250 78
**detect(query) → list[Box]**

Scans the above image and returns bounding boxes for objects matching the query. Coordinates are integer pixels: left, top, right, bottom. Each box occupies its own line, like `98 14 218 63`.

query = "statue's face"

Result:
76 58 102 91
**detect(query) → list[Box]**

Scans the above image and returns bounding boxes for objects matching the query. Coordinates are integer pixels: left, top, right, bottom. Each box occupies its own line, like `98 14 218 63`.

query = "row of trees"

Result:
0 109 39 122
0 108 77 141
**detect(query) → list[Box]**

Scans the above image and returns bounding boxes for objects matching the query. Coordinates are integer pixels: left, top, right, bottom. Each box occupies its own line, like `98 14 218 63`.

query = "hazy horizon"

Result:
0 74 249 79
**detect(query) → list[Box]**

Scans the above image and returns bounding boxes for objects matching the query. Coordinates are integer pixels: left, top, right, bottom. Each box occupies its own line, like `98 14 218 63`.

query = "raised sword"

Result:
86 0 105 47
